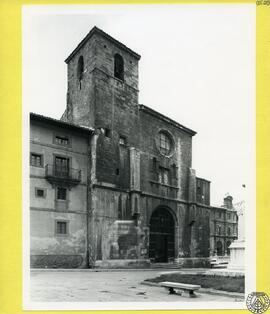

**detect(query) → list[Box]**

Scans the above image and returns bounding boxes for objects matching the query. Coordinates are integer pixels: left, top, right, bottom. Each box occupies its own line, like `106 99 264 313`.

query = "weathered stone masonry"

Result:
30 27 238 268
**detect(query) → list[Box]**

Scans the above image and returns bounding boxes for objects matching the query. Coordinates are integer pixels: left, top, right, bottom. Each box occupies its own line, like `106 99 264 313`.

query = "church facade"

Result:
30 27 238 268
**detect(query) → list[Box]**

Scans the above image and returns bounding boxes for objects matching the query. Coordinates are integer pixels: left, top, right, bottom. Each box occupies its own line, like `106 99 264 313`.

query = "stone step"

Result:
211 263 228 269
150 262 182 269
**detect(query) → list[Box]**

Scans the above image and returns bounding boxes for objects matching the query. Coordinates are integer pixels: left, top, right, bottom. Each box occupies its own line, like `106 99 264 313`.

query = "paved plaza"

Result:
30 269 244 302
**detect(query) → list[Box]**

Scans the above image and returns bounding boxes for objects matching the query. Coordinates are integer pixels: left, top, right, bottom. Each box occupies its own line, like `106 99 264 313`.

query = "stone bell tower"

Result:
63 26 140 129
63 26 141 188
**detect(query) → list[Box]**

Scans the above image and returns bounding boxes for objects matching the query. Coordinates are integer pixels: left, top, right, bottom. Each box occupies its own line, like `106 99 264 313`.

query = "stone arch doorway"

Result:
216 241 223 256
149 207 175 263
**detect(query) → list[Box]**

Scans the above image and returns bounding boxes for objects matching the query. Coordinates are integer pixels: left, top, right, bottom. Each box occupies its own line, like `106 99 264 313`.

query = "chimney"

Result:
223 195 233 209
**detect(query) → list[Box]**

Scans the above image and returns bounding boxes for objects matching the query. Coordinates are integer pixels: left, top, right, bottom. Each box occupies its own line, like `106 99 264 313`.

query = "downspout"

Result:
86 133 92 268
87 130 99 268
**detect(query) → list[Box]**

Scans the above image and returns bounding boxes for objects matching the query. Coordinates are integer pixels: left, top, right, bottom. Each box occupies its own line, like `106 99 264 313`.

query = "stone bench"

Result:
160 281 201 297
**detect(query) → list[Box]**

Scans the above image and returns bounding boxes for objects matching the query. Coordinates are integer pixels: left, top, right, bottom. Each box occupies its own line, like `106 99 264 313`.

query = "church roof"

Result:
139 104 197 136
65 26 141 63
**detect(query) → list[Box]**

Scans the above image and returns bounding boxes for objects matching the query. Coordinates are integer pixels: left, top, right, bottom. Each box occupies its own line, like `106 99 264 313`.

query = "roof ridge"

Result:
30 112 94 133
65 26 141 63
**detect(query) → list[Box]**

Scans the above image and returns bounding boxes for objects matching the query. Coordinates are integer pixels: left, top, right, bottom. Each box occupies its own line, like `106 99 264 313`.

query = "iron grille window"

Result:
56 221 67 235
30 153 43 167
57 187 67 200
55 135 69 146
158 167 170 185
54 156 69 177
159 132 171 155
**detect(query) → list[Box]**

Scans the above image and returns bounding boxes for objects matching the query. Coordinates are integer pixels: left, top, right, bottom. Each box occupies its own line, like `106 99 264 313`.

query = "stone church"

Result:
30 27 238 268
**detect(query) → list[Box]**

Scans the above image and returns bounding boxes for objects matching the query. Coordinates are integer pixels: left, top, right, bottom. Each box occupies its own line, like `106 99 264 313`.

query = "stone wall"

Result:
30 210 87 268
209 205 238 256
139 109 193 201
66 31 140 189
93 67 139 187
196 177 210 205
44 28 220 267
188 204 211 257
88 187 149 267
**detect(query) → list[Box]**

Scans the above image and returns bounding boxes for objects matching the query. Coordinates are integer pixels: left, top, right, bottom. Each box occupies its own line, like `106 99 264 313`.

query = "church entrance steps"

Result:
150 262 182 269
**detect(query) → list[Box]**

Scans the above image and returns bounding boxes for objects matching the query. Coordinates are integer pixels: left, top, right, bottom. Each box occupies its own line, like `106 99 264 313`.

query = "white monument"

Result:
227 200 245 270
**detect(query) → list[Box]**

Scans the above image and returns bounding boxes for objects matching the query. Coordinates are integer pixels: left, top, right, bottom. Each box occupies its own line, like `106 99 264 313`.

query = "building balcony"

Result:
211 233 238 238
149 180 179 199
45 164 81 187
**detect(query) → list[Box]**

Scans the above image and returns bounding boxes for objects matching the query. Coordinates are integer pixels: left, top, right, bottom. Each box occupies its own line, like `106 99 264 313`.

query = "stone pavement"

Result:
30 269 244 302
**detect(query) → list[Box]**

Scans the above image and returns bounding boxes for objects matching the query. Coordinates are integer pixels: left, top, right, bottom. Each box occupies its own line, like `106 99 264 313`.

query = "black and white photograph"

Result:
23 4 256 310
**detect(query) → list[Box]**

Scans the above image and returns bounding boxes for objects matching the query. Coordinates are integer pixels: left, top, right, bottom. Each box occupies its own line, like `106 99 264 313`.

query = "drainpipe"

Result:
86 130 99 268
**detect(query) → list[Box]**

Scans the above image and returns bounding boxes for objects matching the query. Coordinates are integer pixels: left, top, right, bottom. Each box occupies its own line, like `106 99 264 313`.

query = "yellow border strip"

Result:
0 2 23 314
256 3 270 298
0 1 270 314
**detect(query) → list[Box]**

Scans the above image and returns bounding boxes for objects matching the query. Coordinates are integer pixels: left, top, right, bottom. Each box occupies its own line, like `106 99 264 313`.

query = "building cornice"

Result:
30 207 87 215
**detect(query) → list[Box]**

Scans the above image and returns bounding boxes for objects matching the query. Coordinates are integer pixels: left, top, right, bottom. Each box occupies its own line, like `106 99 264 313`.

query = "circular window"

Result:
157 131 174 156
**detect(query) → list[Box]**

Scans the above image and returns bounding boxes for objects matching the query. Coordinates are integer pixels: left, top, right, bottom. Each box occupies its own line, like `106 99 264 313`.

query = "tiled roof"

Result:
30 112 94 134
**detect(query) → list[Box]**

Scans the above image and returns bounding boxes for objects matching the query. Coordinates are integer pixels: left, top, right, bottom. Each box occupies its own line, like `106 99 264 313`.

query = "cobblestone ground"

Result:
30 270 243 303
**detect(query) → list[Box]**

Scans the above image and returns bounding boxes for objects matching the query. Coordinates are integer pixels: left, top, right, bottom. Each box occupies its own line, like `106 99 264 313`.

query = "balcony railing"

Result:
211 233 238 238
149 180 179 199
45 164 81 186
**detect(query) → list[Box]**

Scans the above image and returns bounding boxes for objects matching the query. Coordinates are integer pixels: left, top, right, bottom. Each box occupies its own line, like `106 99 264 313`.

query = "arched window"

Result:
77 56 84 81
114 54 124 81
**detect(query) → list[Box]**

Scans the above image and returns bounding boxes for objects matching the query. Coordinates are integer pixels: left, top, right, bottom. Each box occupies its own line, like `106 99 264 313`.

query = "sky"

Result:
23 4 256 206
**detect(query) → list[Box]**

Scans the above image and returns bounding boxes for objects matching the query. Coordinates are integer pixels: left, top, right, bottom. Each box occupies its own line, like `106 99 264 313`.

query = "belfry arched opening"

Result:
149 208 175 263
